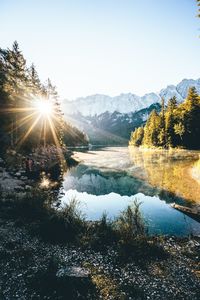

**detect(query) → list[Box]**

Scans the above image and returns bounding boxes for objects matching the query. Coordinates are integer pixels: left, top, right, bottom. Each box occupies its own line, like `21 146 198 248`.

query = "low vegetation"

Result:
1 188 167 262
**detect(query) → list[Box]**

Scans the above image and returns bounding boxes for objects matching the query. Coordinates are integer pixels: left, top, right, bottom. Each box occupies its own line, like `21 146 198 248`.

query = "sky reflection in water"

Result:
61 147 200 236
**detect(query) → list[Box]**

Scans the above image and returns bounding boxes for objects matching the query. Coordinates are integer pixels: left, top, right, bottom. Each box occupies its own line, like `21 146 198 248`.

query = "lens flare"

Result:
0 95 67 174
35 99 53 117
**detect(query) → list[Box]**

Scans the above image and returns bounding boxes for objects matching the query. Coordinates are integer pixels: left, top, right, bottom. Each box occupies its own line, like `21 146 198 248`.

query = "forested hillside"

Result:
0 42 88 154
129 87 200 149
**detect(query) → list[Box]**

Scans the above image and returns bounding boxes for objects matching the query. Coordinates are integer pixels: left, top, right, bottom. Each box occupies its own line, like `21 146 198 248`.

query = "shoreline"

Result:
0 203 199 299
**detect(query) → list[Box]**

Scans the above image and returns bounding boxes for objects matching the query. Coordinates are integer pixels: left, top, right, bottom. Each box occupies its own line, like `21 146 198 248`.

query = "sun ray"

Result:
16 115 41 149
47 116 67 173
2 96 67 178
0 107 36 114
8 111 37 134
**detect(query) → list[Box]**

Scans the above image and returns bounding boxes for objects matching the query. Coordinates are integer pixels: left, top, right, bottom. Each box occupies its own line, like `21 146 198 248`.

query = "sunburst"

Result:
0 96 67 173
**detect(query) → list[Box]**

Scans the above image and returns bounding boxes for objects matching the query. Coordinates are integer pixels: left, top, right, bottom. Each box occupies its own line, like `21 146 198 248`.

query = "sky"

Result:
0 0 200 100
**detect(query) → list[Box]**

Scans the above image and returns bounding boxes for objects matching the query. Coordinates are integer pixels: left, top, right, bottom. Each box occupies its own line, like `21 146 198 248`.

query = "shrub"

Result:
81 212 117 250
38 197 87 243
12 188 52 220
5 189 86 243
114 200 146 242
113 200 167 261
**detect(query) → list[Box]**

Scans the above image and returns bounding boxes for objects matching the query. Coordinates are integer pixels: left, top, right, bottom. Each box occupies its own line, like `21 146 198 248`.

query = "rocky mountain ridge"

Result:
62 78 200 117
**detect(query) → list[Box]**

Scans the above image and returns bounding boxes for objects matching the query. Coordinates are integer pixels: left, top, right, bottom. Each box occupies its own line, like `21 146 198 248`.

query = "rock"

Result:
21 176 28 181
19 169 26 175
14 186 24 192
15 172 21 178
25 185 32 191
55 267 93 299
2 172 11 180
56 266 90 278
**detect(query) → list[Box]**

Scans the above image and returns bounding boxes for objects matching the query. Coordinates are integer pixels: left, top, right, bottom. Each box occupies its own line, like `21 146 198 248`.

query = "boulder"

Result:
15 172 21 178
56 267 90 279
55 266 94 298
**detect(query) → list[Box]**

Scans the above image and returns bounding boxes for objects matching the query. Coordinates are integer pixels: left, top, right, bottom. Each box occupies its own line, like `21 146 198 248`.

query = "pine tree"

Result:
129 126 144 146
157 98 166 147
183 87 200 148
165 96 177 147
44 78 65 146
28 64 41 95
0 41 29 145
143 110 160 146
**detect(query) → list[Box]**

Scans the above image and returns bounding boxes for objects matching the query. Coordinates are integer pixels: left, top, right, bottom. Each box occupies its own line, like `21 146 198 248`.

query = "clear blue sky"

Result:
0 0 200 99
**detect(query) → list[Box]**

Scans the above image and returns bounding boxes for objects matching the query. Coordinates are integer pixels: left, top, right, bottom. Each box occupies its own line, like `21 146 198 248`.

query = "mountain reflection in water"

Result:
61 147 200 236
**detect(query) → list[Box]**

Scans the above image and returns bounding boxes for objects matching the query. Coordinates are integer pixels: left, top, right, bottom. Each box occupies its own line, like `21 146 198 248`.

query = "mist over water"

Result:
61 147 200 236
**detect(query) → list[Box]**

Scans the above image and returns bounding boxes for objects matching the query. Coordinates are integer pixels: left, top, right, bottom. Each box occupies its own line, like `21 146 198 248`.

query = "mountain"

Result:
62 78 200 145
62 79 200 117
65 103 161 145
63 93 160 117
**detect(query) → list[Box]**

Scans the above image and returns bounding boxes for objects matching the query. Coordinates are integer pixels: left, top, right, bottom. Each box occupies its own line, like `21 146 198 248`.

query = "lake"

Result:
60 147 200 236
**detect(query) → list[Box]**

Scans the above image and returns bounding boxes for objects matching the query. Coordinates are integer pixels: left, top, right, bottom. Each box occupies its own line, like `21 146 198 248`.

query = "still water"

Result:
60 147 200 236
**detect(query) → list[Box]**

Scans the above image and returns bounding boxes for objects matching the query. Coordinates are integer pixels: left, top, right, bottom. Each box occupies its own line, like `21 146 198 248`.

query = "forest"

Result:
0 41 88 155
129 87 200 149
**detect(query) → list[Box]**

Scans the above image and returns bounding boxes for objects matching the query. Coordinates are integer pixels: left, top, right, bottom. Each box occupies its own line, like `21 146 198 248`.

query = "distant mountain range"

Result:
62 78 200 145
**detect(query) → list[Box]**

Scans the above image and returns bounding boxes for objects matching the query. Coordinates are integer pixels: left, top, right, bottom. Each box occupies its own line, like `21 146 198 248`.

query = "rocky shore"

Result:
0 146 77 195
0 153 200 299
0 212 200 300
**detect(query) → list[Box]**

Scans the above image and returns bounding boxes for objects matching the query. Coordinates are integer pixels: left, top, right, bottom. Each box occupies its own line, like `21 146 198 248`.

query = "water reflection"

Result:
129 147 200 203
63 164 156 197
61 147 200 236
61 190 200 236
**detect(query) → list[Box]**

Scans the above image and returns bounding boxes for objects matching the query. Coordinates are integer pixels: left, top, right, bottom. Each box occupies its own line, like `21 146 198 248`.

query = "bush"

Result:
2 190 167 260
113 200 167 261
5 189 87 243
12 188 52 220
38 197 87 243
114 200 146 242
81 212 117 250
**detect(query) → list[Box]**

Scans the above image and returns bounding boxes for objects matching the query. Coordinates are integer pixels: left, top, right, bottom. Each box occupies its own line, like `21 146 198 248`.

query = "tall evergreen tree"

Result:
28 64 41 95
183 87 200 148
143 110 160 146
165 96 177 147
129 126 144 146
157 98 166 147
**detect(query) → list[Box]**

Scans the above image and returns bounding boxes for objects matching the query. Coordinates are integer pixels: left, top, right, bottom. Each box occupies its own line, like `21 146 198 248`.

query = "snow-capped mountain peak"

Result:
62 78 200 117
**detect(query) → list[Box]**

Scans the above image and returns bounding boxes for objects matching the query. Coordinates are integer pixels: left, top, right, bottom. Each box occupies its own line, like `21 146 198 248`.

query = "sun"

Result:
35 99 53 117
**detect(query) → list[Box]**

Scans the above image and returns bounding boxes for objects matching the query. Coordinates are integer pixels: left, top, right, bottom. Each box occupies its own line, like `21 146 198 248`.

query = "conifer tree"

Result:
183 87 200 148
157 98 166 147
129 126 144 146
44 78 65 146
165 96 177 147
28 64 41 95
143 110 160 146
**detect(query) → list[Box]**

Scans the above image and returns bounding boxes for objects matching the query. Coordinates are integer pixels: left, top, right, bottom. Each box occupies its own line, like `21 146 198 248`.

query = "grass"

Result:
1 189 86 243
0 188 167 260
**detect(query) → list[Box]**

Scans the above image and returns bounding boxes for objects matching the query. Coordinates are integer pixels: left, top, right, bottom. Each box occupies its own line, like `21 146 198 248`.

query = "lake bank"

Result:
0 197 200 299
1 146 200 299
